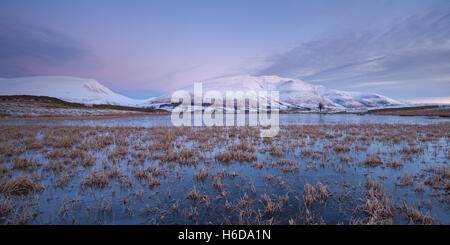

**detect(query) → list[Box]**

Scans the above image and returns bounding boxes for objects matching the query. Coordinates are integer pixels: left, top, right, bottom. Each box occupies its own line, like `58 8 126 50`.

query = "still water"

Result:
1 113 449 127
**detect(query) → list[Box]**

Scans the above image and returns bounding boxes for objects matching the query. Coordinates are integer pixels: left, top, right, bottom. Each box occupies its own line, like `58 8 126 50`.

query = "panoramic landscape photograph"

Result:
0 0 449 235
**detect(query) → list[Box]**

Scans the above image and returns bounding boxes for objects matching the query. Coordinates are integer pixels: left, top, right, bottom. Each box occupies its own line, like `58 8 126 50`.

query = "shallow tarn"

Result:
0 115 448 224
1 113 449 127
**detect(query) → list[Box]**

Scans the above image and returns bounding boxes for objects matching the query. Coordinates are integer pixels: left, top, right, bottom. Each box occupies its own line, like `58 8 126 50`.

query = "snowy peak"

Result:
0 75 404 111
82 80 113 95
0 76 148 107
152 75 341 110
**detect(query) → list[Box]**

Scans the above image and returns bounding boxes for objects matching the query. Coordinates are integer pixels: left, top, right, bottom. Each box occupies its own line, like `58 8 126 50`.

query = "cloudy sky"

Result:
1 0 449 103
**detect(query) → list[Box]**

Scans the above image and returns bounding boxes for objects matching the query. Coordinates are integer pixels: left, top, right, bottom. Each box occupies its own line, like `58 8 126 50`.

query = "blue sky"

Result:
0 0 449 103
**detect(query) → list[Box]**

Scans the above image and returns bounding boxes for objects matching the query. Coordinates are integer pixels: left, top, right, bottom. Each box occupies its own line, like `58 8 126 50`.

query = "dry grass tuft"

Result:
215 151 232 163
316 182 329 205
0 198 12 217
401 201 433 225
194 168 208 182
262 193 276 216
80 170 109 189
387 160 403 168
303 184 317 207
12 157 36 170
212 174 223 191
147 174 161 188
401 145 423 155
363 153 383 167
186 186 200 201
1 175 44 196
363 176 392 225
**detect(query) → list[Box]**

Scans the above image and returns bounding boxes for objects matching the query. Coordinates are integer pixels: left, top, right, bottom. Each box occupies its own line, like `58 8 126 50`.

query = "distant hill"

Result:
0 75 404 112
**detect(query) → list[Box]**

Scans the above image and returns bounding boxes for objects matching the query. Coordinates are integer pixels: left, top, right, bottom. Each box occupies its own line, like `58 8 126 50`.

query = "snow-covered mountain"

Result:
0 76 152 107
313 85 403 109
149 75 340 111
0 75 404 111
149 75 403 111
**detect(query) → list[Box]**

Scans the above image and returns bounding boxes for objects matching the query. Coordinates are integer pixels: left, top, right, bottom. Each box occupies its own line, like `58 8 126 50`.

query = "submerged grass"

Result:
0 122 448 224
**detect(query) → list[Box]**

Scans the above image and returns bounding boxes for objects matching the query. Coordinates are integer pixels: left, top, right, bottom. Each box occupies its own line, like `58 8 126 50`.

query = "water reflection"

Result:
1 113 448 127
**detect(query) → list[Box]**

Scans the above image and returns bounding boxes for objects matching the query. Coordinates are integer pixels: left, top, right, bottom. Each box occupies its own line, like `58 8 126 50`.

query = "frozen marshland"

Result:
0 114 448 225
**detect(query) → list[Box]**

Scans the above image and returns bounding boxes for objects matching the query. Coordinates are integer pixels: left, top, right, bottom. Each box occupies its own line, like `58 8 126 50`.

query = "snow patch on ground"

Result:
0 101 144 118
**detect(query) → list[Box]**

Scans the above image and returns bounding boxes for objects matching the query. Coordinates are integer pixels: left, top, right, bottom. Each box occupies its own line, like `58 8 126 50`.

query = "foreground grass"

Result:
0 123 448 224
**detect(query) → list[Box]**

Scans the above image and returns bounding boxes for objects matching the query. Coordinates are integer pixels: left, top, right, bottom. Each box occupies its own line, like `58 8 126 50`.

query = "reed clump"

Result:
363 153 383 167
1 175 44 196
80 170 109 189
303 184 317 207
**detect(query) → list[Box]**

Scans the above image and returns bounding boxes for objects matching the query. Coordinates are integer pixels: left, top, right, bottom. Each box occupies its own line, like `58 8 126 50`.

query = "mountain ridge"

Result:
149 75 403 111
0 75 404 111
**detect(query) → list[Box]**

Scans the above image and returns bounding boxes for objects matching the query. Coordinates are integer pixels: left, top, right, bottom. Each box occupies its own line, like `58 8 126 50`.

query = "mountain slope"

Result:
149 75 402 111
150 75 342 110
0 76 150 107
314 85 403 109
0 75 404 111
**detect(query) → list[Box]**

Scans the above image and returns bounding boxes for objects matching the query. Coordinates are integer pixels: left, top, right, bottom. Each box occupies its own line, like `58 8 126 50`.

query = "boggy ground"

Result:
0 123 448 224
0 95 167 119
